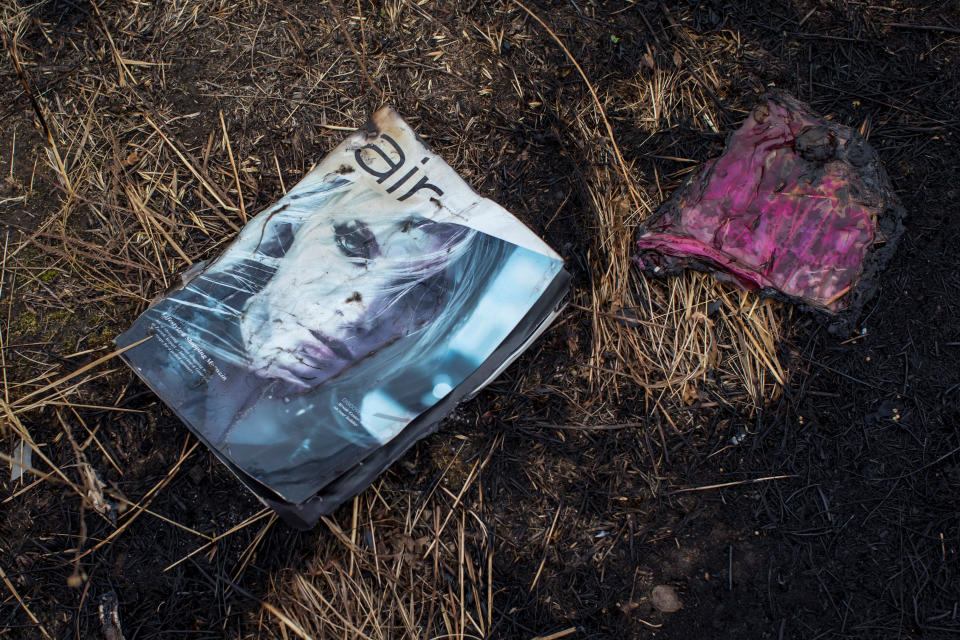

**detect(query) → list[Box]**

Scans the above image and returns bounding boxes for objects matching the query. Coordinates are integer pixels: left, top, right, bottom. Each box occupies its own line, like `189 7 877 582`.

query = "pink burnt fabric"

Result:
635 91 903 324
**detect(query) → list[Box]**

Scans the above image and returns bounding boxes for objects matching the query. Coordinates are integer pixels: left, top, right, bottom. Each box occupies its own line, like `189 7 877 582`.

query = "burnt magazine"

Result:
116 107 570 528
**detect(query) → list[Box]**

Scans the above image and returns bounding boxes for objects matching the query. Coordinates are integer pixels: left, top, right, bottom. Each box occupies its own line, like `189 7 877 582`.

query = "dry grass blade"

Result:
1 405 93 504
74 439 201 562
531 628 577 640
142 114 241 225
260 596 317 640
668 474 794 494
0 560 53 640
528 503 562 592
165 508 272 572
9 336 151 409
89 0 136 87
219 108 246 224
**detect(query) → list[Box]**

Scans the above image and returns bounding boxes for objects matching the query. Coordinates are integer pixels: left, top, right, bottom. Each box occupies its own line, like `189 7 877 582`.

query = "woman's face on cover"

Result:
239 211 462 387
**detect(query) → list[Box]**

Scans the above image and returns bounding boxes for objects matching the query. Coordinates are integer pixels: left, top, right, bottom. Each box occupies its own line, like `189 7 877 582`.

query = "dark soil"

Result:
1 1 958 639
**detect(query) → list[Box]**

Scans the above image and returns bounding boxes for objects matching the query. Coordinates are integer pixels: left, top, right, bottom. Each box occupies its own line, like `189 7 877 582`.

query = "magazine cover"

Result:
116 107 569 526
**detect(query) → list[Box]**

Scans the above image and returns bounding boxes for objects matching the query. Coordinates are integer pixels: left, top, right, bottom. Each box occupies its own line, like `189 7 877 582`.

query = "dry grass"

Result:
261 453 494 640
0 0 790 637
573 28 787 413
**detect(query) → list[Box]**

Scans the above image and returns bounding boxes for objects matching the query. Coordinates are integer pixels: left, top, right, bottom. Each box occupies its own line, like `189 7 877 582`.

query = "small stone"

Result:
651 584 682 613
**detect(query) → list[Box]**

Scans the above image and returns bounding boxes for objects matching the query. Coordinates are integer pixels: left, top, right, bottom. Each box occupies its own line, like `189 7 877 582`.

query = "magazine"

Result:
116 107 570 528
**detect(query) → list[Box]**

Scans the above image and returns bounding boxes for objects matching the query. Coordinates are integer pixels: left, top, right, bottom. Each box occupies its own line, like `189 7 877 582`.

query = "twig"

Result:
1 232 10 407
879 444 960 481
327 0 384 103
885 22 960 35
3 31 73 194
728 545 733 591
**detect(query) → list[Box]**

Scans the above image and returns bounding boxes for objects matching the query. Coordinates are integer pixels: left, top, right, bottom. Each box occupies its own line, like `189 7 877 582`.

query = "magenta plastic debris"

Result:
634 91 904 332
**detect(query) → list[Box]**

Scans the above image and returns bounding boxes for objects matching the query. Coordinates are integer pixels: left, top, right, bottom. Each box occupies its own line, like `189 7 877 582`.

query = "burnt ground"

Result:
1 1 959 638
